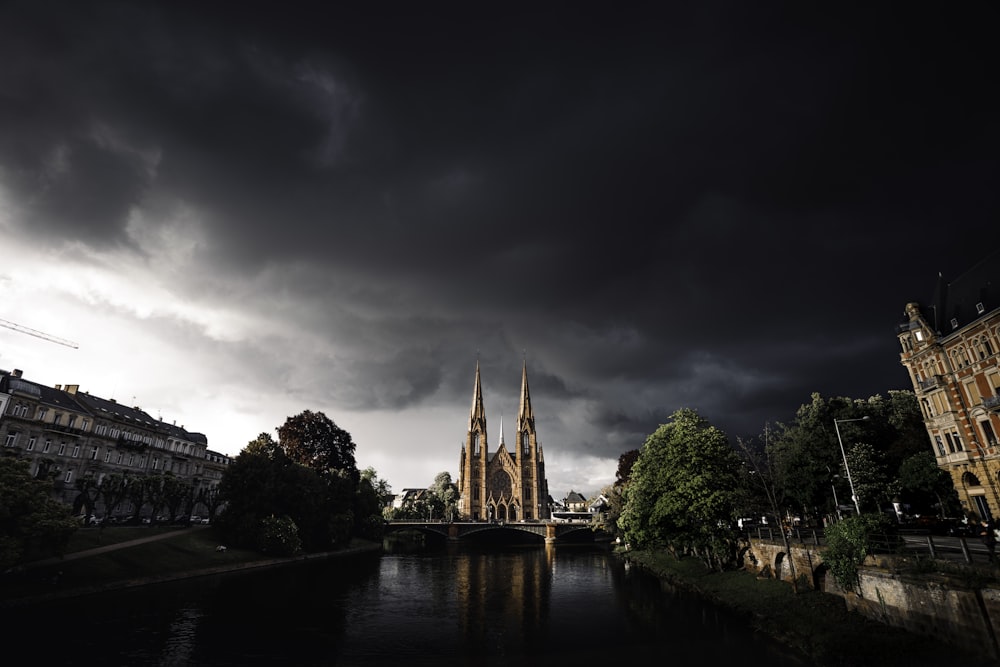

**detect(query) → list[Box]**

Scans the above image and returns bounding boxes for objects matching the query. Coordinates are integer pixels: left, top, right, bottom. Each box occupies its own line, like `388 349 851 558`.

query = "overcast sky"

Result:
1 2 997 501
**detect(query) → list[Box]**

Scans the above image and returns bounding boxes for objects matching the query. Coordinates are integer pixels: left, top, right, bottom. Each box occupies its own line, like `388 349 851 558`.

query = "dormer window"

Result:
915 330 925 342
951 318 959 330
977 302 986 314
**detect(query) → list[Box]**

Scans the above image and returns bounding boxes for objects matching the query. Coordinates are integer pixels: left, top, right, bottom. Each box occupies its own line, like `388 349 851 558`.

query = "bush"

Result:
256 515 302 556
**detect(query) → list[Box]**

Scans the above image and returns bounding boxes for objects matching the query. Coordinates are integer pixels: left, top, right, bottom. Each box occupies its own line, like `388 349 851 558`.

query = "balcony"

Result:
43 424 89 438
984 395 1000 411
918 375 943 391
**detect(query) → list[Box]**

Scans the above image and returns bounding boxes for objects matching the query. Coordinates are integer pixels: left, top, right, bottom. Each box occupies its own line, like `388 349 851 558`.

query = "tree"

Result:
217 432 355 552
899 451 961 518
735 427 801 592
0 457 78 570
618 408 741 571
278 410 357 477
96 473 132 524
428 471 459 521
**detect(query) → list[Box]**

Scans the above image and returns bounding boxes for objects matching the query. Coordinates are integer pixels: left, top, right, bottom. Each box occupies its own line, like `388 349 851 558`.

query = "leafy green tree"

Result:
899 451 961 518
844 441 893 515
0 457 78 570
278 410 357 477
823 513 891 594
356 468 390 539
428 471 459 521
618 408 741 571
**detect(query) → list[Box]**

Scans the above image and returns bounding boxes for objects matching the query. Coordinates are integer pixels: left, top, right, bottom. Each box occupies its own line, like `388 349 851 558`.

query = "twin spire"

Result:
467 358 534 447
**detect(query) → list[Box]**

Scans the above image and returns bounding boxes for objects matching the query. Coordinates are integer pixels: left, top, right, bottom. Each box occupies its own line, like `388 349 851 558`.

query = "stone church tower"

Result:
458 360 550 521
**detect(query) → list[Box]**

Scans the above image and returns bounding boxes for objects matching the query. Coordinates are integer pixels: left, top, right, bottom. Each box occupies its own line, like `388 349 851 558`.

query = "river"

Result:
7 538 808 666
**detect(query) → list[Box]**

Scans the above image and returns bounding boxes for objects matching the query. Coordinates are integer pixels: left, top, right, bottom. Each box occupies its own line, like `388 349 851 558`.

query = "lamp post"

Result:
834 416 869 516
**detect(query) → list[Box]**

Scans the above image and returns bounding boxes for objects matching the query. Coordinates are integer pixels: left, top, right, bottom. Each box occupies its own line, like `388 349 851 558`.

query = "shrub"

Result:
256 515 302 556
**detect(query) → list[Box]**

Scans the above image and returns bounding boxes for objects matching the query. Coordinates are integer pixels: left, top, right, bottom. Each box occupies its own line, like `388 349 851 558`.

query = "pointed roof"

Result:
517 359 533 427
469 359 486 431
498 414 505 448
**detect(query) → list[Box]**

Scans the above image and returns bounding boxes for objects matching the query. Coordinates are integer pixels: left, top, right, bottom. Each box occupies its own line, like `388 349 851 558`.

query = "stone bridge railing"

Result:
385 520 605 543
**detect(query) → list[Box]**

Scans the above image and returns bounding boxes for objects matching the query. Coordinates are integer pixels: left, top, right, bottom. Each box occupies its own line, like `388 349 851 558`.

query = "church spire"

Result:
517 358 533 427
470 359 486 431
498 414 505 448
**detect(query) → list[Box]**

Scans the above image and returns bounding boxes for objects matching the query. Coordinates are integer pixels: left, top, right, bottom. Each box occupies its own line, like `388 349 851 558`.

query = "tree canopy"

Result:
618 408 741 570
278 410 357 477
0 456 78 570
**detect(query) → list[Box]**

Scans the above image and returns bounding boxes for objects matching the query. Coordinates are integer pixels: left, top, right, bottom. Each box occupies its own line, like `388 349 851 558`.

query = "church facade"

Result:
457 361 551 522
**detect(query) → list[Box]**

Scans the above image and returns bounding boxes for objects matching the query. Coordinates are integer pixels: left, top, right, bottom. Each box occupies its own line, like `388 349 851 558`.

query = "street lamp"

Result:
834 416 870 516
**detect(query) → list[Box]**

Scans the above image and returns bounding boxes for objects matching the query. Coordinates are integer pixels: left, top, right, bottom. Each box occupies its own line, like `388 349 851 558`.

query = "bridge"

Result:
385 520 609 544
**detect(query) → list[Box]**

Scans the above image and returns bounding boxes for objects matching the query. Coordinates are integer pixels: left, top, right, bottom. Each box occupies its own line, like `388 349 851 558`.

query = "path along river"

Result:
6 538 809 666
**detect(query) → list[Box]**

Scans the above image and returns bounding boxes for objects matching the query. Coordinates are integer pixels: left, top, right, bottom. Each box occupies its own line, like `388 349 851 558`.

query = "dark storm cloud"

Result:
2 0 998 469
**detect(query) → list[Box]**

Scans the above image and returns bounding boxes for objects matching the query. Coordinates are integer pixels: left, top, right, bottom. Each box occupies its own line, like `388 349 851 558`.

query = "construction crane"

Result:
0 317 79 349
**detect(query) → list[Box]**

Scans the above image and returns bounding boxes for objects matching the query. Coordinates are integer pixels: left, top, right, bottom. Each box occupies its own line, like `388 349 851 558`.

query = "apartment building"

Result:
897 251 1000 521
0 368 228 519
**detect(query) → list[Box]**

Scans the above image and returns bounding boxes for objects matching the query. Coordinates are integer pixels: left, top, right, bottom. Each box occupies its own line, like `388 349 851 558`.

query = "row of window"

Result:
5 404 201 455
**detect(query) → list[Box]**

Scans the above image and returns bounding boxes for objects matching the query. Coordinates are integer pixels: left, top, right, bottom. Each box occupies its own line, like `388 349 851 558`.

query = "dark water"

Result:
4 541 807 666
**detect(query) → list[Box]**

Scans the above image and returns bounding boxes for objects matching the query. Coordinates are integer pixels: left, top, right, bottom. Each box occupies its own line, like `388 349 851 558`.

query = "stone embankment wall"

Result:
745 538 1000 661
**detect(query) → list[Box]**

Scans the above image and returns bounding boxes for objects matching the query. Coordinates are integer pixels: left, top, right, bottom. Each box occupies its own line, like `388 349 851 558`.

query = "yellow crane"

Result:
0 317 79 349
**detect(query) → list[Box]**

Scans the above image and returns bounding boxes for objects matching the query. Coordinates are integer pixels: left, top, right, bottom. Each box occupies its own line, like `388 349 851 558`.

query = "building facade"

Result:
0 367 229 519
896 251 1000 521
457 361 550 522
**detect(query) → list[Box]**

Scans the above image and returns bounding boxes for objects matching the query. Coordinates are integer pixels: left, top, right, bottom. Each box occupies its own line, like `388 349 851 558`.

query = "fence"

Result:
744 525 998 567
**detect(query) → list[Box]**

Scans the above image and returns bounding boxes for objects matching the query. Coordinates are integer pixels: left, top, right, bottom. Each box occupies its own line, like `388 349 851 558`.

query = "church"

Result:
457 360 551 522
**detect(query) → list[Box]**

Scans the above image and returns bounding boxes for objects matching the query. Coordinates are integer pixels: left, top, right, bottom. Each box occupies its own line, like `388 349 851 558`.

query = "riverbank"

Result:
621 548 995 667
0 527 382 608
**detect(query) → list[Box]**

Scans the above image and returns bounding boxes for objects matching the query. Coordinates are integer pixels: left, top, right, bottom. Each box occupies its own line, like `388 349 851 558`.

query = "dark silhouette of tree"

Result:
278 410 357 477
0 457 78 569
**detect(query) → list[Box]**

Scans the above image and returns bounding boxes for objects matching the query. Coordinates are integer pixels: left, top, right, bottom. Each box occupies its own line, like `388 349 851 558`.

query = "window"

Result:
43 439 51 453
915 330 925 341
127 454 134 466
522 432 530 455
72 445 80 458
978 302 986 315
26 437 36 451
95 424 108 436
58 442 66 455
64 470 73 483
105 450 112 462
4 432 17 447
53 413 62 425
90 447 99 460
981 421 997 447
81 419 89 431
37 407 48 421
67 415 76 428
116 452 123 464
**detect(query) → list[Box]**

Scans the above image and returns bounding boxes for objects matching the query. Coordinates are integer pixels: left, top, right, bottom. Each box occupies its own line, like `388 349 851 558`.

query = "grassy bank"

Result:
1 526 379 606
622 548 994 667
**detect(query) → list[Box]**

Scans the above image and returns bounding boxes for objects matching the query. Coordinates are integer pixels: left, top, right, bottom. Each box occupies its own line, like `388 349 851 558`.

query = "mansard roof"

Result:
906 249 1000 335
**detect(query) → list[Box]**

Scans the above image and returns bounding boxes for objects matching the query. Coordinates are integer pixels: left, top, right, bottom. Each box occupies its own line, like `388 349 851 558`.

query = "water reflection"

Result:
4 543 807 666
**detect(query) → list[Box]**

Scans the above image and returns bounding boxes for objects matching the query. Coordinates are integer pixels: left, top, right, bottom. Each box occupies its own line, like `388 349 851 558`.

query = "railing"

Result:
983 394 1000 410
746 526 997 567
919 375 943 391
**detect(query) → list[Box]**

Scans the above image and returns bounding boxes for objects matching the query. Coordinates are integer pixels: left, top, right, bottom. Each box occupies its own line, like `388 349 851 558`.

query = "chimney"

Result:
66 384 79 395
12 369 22 378
55 384 61 390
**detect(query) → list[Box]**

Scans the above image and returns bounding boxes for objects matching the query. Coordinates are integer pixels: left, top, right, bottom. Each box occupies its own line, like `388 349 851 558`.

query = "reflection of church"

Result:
458 361 551 522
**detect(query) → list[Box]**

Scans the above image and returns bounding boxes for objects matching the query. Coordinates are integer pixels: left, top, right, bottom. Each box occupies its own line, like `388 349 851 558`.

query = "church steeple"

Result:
517 359 533 429
498 414 506 449
470 359 486 432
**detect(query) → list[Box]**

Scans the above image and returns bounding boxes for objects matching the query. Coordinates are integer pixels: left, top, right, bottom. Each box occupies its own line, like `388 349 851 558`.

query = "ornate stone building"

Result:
457 361 550 522
0 367 229 519
896 250 1000 521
